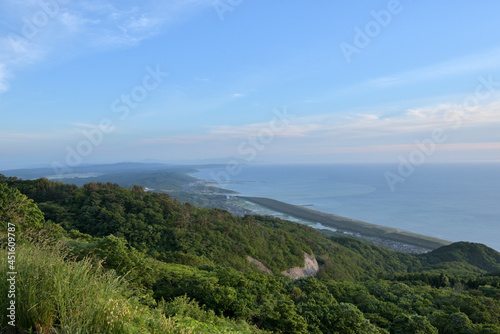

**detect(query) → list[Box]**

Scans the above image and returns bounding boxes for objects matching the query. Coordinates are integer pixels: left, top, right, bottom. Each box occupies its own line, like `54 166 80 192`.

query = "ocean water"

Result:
194 163 500 251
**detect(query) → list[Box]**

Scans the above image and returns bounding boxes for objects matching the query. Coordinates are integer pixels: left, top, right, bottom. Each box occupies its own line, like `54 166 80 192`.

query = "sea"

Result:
193 163 500 251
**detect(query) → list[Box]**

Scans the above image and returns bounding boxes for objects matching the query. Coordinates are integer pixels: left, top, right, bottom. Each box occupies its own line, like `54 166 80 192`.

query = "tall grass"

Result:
0 240 188 333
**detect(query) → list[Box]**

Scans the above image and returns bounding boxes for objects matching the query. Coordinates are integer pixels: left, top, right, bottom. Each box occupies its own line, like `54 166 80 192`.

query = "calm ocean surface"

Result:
194 163 500 251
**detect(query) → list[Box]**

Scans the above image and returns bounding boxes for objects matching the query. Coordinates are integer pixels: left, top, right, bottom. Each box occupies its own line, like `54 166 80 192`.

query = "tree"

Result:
327 303 382 334
0 183 44 232
479 324 500 334
261 298 308 334
391 314 438 334
443 313 476 334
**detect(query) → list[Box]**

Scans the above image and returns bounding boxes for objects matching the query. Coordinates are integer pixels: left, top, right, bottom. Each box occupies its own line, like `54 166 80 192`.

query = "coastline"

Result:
188 170 453 252
238 196 453 251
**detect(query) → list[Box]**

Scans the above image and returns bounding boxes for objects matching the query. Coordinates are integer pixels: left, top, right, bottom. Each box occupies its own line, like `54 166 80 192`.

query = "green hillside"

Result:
1 175 500 333
421 242 500 272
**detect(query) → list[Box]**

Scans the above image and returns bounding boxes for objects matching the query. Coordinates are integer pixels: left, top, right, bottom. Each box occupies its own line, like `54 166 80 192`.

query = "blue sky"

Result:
1 0 500 170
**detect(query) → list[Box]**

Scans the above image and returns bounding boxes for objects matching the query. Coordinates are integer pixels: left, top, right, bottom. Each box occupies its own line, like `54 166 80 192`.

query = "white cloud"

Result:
71 122 108 130
106 96 500 164
330 48 500 99
113 95 500 163
317 142 500 154
0 64 9 92
197 98 500 151
323 99 500 138
210 122 322 138
365 48 500 89
0 130 73 147
57 12 99 33
126 15 162 33
0 0 213 93
141 135 218 145
140 97 500 147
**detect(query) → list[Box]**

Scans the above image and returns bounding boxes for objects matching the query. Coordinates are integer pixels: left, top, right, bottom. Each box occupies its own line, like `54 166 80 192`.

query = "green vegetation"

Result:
1 175 499 333
0 242 185 334
421 242 500 272
0 182 44 231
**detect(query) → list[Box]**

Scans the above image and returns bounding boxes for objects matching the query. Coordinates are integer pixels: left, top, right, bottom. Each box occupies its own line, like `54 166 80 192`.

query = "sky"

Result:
1 0 500 171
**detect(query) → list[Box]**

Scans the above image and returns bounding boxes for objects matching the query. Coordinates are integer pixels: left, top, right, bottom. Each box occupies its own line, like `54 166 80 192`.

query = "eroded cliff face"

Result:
281 252 319 279
248 252 319 279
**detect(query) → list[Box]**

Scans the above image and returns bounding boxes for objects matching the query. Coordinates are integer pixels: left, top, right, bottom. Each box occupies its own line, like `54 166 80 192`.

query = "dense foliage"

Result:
1 175 499 333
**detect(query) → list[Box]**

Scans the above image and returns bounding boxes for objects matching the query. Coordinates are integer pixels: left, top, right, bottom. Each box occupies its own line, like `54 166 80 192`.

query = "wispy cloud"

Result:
71 122 103 129
0 130 72 149
0 0 213 93
296 99 500 140
141 134 220 145
317 142 500 154
210 122 321 138
137 98 500 147
362 48 500 89
0 64 9 92
0 132 60 140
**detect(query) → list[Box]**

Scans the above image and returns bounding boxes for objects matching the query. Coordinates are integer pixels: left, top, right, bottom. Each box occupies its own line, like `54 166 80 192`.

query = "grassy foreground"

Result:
239 196 452 250
0 241 263 334
0 242 183 333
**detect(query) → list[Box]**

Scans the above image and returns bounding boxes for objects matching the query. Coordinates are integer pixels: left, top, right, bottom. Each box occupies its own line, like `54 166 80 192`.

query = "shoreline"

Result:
188 171 453 252
238 196 453 251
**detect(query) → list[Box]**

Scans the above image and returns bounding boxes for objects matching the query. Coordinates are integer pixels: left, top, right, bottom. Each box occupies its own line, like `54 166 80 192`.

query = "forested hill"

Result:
1 175 500 333
422 242 500 272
